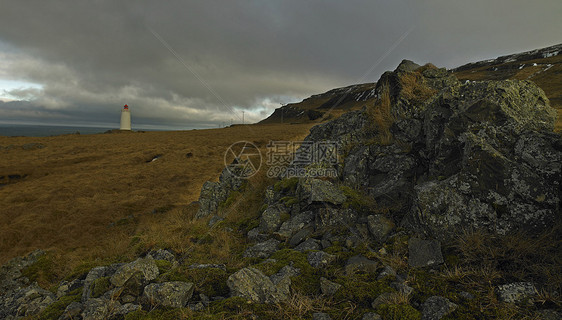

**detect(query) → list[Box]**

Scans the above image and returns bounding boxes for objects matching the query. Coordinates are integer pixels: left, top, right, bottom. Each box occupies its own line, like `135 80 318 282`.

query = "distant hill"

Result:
452 43 562 131
259 82 377 124
261 43 562 131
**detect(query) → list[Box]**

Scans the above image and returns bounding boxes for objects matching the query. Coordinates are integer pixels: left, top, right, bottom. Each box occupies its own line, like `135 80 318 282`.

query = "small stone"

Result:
421 296 458 320
242 239 280 259
313 312 332 320
320 277 342 296
60 301 83 320
367 214 395 242
377 265 396 280
459 291 474 300
408 238 444 267
496 282 537 304
372 292 392 308
294 238 322 252
289 228 312 247
345 255 378 274
307 251 337 268
362 312 382 320
391 281 414 296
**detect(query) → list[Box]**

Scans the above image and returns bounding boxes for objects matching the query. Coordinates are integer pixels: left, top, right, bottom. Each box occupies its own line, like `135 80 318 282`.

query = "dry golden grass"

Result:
366 83 394 145
0 123 314 277
398 67 438 104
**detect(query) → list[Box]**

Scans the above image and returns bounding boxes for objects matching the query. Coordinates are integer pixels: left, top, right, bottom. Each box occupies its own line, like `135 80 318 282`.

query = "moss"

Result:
37 288 82 320
218 191 242 211
155 259 172 274
280 196 298 207
339 185 374 212
254 249 320 295
21 253 58 287
273 177 299 193
90 276 111 298
375 304 422 320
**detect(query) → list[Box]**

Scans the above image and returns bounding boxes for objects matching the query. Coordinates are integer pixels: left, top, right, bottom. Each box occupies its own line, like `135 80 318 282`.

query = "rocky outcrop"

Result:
301 62 561 239
195 161 245 219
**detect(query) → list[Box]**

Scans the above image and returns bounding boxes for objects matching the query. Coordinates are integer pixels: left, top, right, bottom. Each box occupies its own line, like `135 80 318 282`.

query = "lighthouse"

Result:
120 104 131 130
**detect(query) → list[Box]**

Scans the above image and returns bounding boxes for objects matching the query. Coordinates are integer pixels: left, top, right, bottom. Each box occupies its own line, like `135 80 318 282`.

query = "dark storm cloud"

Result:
0 0 560 127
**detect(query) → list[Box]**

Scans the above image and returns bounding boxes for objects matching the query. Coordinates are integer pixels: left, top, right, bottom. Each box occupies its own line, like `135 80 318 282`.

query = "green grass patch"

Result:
37 288 82 320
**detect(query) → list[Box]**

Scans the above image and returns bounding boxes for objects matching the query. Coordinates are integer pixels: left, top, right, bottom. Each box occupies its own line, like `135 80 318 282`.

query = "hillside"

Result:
453 43 562 131
261 44 562 132
259 83 377 124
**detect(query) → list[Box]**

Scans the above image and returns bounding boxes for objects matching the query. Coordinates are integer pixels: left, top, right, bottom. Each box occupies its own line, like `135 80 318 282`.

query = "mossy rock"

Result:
254 249 321 295
37 288 82 320
376 304 422 320
155 259 173 274
339 185 374 212
21 253 58 287
162 267 230 297
273 177 299 193
90 276 111 298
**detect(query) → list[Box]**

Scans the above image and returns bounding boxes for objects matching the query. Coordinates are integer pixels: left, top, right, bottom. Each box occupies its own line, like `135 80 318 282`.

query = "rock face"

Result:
196 163 245 219
302 62 561 239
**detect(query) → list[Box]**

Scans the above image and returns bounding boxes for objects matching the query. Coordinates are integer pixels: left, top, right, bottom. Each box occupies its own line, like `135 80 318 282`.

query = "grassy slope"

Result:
453 54 562 132
0 123 314 271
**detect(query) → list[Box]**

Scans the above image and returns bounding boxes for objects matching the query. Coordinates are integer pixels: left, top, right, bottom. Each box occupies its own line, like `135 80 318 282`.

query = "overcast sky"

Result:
0 0 560 129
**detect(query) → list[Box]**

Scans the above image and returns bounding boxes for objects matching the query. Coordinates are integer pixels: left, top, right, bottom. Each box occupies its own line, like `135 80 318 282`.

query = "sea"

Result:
0 123 193 137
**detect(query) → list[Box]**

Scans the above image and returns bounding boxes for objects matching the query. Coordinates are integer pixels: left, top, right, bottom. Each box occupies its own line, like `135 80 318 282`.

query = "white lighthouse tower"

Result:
120 104 131 131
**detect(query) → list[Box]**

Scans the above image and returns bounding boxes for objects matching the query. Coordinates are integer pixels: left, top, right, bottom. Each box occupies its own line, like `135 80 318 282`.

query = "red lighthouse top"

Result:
124 104 129 110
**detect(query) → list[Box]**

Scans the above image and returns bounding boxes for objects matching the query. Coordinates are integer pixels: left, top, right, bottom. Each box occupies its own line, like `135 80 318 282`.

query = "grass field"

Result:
0 123 314 273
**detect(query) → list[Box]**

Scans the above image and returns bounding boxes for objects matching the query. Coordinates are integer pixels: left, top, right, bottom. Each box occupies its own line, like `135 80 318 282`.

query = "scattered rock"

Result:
377 265 397 280
345 255 378 274
110 258 159 288
320 277 342 296
362 312 382 320
421 296 458 320
60 301 83 320
294 238 322 252
298 178 346 205
146 249 176 263
495 282 537 304
208 215 224 227
276 211 315 239
227 267 290 303
57 279 84 298
0 249 45 294
143 281 194 308
81 298 109 320
371 292 392 308
459 291 474 300
367 214 395 242
242 239 280 259
313 312 332 320
391 281 414 296
408 238 444 267
307 251 337 268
